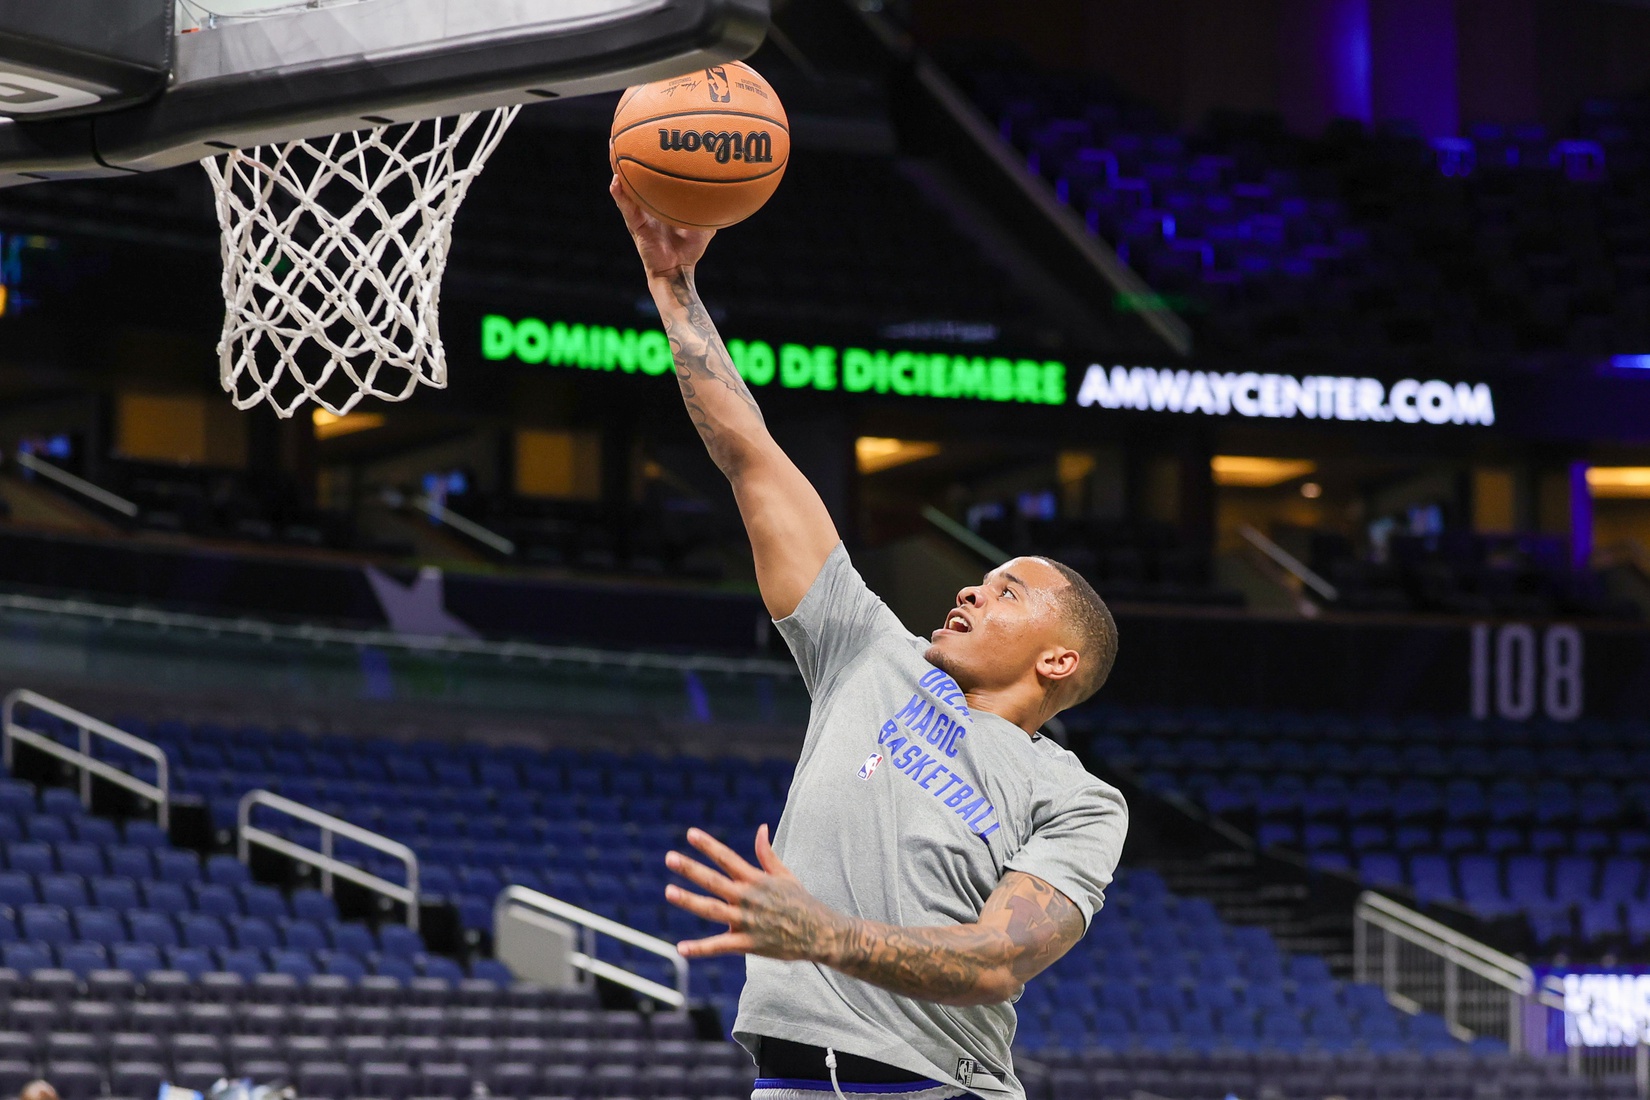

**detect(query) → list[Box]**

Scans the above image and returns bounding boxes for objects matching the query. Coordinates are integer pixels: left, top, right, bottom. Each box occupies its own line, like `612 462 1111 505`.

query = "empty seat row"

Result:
0 1055 755 1100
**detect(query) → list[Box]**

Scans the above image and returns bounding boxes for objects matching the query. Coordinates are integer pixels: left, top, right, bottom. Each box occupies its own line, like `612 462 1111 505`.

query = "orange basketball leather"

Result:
610 61 790 230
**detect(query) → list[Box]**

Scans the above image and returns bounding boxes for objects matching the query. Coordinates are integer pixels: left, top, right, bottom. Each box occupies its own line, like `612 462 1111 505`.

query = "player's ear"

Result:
1036 645 1080 687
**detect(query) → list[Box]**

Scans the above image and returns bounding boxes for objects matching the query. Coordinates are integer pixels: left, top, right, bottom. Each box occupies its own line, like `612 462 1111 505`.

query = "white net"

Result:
205 107 519 417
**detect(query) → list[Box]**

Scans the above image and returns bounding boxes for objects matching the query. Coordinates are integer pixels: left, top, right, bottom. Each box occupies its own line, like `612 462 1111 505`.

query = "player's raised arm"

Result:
611 177 838 620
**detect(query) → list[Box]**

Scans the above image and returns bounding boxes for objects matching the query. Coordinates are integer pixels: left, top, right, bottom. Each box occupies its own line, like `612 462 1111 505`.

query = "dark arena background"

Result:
6 1 1650 1099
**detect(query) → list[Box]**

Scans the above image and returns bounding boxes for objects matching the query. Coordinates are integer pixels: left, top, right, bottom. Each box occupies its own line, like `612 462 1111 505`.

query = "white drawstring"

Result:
824 1048 849 1100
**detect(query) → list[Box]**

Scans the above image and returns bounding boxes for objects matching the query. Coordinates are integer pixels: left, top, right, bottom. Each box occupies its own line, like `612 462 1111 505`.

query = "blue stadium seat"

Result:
1 941 49 973
269 950 315 981
192 884 240 919
317 950 367 981
470 959 512 984
53 843 104 879
204 854 251 887
291 889 338 923
56 942 107 978
328 922 376 955
180 915 231 951
371 953 418 983
111 944 163 978
89 876 139 911
379 924 424 959
0 872 37 909
37 874 88 909
5 842 53 875
128 912 179 949
19 904 73 946
141 881 189 913
1600 857 1642 902
216 947 265 981
1409 855 1456 903
229 916 279 952
1626 902 1650 945
71 906 125 945
164 947 214 979
122 820 169 849
417 954 465 983
105 846 153 880
37 788 80 817
22 816 70 844
0 782 35 817
66 817 118 846
281 920 327 952
1358 853 1403 888
154 849 201 883
239 883 289 918
1553 856 1596 902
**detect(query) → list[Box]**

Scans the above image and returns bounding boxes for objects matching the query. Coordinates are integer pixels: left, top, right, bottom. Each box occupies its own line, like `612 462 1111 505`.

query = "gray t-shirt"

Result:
733 545 1128 1097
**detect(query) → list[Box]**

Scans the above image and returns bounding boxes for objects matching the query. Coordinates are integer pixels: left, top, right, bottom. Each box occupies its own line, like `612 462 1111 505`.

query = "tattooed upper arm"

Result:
982 871 1086 985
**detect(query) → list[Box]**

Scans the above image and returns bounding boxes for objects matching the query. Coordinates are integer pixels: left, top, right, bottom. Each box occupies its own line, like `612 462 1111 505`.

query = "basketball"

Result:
609 62 790 230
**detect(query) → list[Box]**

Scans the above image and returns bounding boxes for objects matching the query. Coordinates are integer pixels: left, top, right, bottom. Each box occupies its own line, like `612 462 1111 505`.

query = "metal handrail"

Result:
1353 891 1533 994
14 451 140 518
238 789 420 930
920 505 1009 563
1 689 170 829
1239 524 1340 602
496 885 688 1008
411 493 517 557
0 590 798 678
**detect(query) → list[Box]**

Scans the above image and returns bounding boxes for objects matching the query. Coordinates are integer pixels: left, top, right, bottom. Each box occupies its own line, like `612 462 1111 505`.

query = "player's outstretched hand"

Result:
611 175 715 282
664 825 844 961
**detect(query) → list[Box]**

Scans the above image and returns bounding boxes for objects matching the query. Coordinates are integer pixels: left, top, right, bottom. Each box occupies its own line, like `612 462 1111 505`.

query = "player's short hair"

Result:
1038 559 1119 706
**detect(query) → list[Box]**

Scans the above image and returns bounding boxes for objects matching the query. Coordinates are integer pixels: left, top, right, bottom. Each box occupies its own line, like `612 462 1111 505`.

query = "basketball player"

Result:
612 178 1128 1100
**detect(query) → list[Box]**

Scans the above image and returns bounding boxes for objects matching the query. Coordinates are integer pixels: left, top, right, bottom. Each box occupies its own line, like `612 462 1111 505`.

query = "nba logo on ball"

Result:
857 753 883 780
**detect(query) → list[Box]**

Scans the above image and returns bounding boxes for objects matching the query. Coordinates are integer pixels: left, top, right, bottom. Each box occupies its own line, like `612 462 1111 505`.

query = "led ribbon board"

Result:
481 315 1067 405
481 314 1496 424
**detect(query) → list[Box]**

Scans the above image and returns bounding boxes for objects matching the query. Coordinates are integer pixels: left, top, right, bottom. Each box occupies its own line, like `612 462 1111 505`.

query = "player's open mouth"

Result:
940 611 971 634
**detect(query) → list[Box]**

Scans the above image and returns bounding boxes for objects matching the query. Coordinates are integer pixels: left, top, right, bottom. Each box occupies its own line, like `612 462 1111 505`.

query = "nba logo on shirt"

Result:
857 752 883 780
956 1059 977 1086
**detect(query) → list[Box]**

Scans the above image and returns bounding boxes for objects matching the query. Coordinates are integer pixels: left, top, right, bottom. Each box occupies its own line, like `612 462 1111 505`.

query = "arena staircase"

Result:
1088 747 1363 979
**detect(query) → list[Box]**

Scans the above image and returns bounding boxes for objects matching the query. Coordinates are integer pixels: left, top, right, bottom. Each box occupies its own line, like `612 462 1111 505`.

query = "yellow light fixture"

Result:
856 436 941 474
1586 467 1650 498
1211 455 1317 488
312 408 385 440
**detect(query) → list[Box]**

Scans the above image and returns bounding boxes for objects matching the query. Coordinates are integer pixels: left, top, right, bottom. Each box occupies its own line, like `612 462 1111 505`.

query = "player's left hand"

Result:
664 825 845 961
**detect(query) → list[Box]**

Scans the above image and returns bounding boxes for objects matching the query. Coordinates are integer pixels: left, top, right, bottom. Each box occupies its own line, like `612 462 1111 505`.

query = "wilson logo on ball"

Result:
656 129 775 165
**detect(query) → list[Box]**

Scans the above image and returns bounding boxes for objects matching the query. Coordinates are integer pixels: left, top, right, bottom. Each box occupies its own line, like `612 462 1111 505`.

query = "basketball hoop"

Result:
205 107 518 418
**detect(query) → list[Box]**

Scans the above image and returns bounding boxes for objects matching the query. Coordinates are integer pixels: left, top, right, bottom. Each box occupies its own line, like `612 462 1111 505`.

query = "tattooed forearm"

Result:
724 868 1084 1006
657 268 764 476
821 873 1082 1005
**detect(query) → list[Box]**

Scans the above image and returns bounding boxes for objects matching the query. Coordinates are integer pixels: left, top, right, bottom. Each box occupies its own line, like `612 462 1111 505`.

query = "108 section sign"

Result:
1469 623 1584 721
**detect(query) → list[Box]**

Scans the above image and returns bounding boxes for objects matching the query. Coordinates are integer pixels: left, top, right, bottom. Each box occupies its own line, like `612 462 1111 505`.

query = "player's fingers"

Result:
663 883 739 926
608 175 648 229
686 827 760 881
665 849 741 900
677 932 755 959
753 824 792 879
